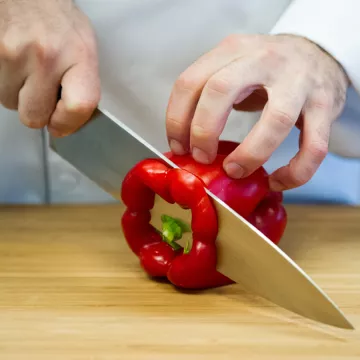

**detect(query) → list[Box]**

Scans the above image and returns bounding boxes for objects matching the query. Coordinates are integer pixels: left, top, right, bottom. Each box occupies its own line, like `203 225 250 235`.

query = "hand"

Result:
0 0 100 137
165 34 349 191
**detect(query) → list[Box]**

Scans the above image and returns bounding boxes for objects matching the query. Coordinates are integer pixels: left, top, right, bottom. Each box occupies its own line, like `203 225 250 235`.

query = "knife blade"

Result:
49 107 354 330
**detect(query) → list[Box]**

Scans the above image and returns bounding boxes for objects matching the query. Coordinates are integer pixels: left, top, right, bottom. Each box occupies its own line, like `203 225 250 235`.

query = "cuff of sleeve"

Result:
270 0 360 91
270 0 360 159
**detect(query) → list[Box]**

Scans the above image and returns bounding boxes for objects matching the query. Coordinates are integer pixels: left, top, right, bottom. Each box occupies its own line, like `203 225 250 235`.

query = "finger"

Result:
223 85 307 178
48 62 100 137
0 77 24 110
166 40 243 155
189 57 267 163
17 74 59 128
269 105 330 191
0 59 26 110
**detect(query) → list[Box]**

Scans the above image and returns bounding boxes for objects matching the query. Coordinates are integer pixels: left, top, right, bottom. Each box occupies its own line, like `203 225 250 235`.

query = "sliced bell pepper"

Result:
120 140 287 289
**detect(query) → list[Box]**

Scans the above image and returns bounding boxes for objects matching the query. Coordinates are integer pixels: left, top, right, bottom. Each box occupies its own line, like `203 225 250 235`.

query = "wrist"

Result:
273 33 350 88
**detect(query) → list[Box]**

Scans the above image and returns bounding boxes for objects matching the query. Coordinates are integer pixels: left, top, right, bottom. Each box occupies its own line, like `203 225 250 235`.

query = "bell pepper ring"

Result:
120 140 287 289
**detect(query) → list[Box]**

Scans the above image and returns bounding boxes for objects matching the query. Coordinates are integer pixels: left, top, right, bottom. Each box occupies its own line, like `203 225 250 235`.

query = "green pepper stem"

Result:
183 240 191 254
160 214 191 252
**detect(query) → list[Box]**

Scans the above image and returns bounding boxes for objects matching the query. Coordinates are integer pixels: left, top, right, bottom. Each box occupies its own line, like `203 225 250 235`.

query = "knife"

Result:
49 107 354 330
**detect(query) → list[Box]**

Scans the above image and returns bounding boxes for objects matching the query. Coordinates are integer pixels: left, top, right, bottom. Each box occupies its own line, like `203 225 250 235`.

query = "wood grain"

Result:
0 204 359 359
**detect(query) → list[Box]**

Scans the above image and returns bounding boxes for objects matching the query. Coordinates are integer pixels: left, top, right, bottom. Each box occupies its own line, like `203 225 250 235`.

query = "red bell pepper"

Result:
120 140 287 289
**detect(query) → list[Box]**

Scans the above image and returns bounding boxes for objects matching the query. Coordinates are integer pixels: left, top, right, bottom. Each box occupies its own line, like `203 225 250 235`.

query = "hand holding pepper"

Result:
165 34 348 191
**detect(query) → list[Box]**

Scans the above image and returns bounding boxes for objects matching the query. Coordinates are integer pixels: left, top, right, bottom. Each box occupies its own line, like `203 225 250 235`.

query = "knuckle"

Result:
335 89 347 110
219 34 257 51
0 35 21 60
65 99 98 115
166 116 185 133
21 115 46 129
19 104 51 129
219 34 243 49
237 148 263 170
192 123 214 140
307 141 328 161
33 41 59 64
206 75 233 96
288 165 312 188
74 40 93 59
175 72 200 93
271 108 295 128
257 45 286 66
308 93 334 111
259 46 276 60
291 174 309 187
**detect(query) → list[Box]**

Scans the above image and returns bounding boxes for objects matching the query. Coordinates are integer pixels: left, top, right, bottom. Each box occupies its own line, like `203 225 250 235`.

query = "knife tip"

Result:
328 311 355 330
340 318 355 330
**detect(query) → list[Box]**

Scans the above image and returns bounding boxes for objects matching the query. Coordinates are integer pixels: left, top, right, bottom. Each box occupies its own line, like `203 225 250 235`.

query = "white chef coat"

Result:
1 0 359 204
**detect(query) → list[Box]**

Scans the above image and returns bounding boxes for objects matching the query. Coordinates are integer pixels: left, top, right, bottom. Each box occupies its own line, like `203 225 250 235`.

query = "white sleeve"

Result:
270 0 360 158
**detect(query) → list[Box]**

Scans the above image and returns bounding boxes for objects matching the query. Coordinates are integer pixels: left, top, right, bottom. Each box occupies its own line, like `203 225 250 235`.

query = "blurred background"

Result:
0 0 359 206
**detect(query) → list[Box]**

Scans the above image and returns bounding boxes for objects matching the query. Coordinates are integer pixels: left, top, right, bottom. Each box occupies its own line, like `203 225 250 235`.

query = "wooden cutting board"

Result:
0 204 359 359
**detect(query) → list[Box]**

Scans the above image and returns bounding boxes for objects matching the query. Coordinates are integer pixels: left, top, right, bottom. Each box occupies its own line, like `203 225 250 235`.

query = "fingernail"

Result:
224 162 244 178
169 139 185 155
192 147 210 164
269 179 286 192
